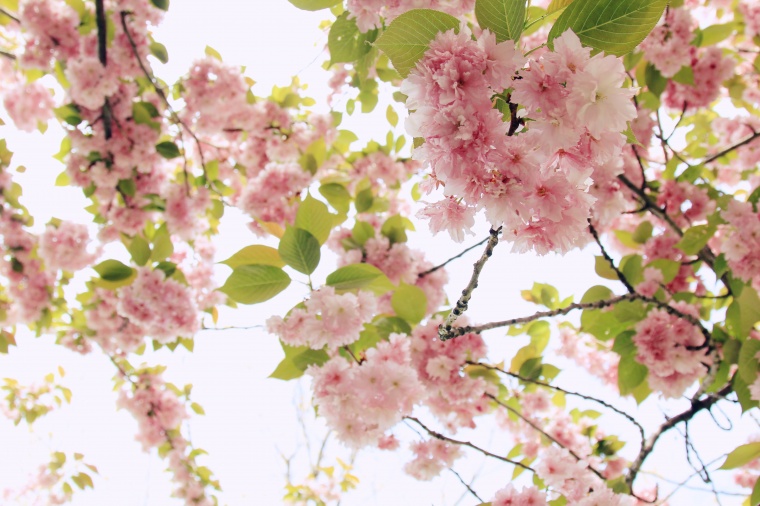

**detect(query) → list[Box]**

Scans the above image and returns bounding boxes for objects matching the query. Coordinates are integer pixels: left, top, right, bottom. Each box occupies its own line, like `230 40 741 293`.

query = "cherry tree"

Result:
1 0 760 504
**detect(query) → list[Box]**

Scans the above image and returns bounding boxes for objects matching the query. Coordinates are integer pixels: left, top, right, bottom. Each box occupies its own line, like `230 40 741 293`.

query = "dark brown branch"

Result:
589 220 635 293
626 384 733 489
405 416 534 472
448 468 483 503
469 362 646 445
418 235 491 278
95 0 112 140
487 394 606 480
0 7 19 23
0 50 16 60
439 227 501 341
703 130 760 165
444 293 638 338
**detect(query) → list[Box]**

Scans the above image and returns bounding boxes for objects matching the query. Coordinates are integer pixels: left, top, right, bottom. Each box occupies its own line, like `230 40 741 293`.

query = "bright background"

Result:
0 1 756 504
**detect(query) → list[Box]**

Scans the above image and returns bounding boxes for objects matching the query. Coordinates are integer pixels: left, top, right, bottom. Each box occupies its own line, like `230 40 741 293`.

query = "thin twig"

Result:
405 416 534 472
589 220 635 293
468 362 646 444
448 468 483 503
0 7 19 23
626 384 733 489
487 394 605 480
439 227 501 341
418 235 491 278
0 50 16 60
703 130 760 165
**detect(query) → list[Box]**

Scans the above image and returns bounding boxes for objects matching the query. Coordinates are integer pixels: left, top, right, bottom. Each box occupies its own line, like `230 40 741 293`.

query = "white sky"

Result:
0 1 756 505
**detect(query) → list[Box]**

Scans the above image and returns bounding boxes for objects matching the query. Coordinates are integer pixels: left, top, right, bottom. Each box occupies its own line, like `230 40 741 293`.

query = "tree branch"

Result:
438 227 501 341
0 50 16 60
0 7 19 23
703 130 760 165
469 362 646 445
486 394 605 480
93 0 113 141
626 384 733 489
418 235 491 278
405 416 534 472
448 468 483 503
589 220 635 293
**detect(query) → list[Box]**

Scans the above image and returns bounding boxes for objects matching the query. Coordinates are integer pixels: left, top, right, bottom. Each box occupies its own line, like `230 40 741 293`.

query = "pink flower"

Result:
417 198 475 242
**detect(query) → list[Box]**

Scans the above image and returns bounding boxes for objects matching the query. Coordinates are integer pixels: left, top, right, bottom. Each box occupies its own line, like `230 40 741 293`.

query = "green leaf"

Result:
581 285 613 303
155 141 181 159
381 214 414 244
720 442 760 470
644 63 667 97
295 195 333 245
287 0 341 10
618 355 648 395
391 284 428 324
220 245 285 269
128 236 151 266
149 41 169 63
326 263 394 293
386 105 399 127
697 22 737 47
675 224 715 256
727 287 760 339
278 227 321 275
734 372 758 412
547 0 574 15
738 339 760 385
218 265 291 304
151 223 173 262
190 402 205 415
71 472 93 489
548 0 668 56
595 256 619 280
374 9 461 77
475 0 527 43
319 183 351 214
632 220 653 243
150 0 169 10
671 65 694 86
270 343 329 380
93 260 134 281
646 259 680 284
204 45 222 61
355 187 374 213
752 476 760 506
352 221 375 246
328 13 377 64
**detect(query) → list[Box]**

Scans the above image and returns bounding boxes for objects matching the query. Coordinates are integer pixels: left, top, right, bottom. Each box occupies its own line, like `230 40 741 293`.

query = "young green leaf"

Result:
278 227 321 275
218 265 291 304
475 0 526 43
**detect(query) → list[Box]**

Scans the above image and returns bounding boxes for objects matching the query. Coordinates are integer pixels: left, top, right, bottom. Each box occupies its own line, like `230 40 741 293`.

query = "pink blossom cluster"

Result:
307 334 425 448
117 373 187 450
0 171 54 324
662 47 734 111
719 200 760 289
640 8 695 78
557 327 619 387
39 221 100 271
164 185 211 240
266 286 377 350
117 373 214 505
352 151 419 189
710 117 760 183
656 180 715 228
116 267 200 342
85 268 199 352
346 0 475 32
535 446 634 505
409 319 494 431
632 303 711 398
490 484 547 506
740 1 760 39
1 80 55 132
403 438 462 480
404 28 636 254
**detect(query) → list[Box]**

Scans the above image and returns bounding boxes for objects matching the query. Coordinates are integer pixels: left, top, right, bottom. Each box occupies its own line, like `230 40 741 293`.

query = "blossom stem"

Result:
448 468 483 502
702 130 760 165
438 227 501 341
405 416 535 472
